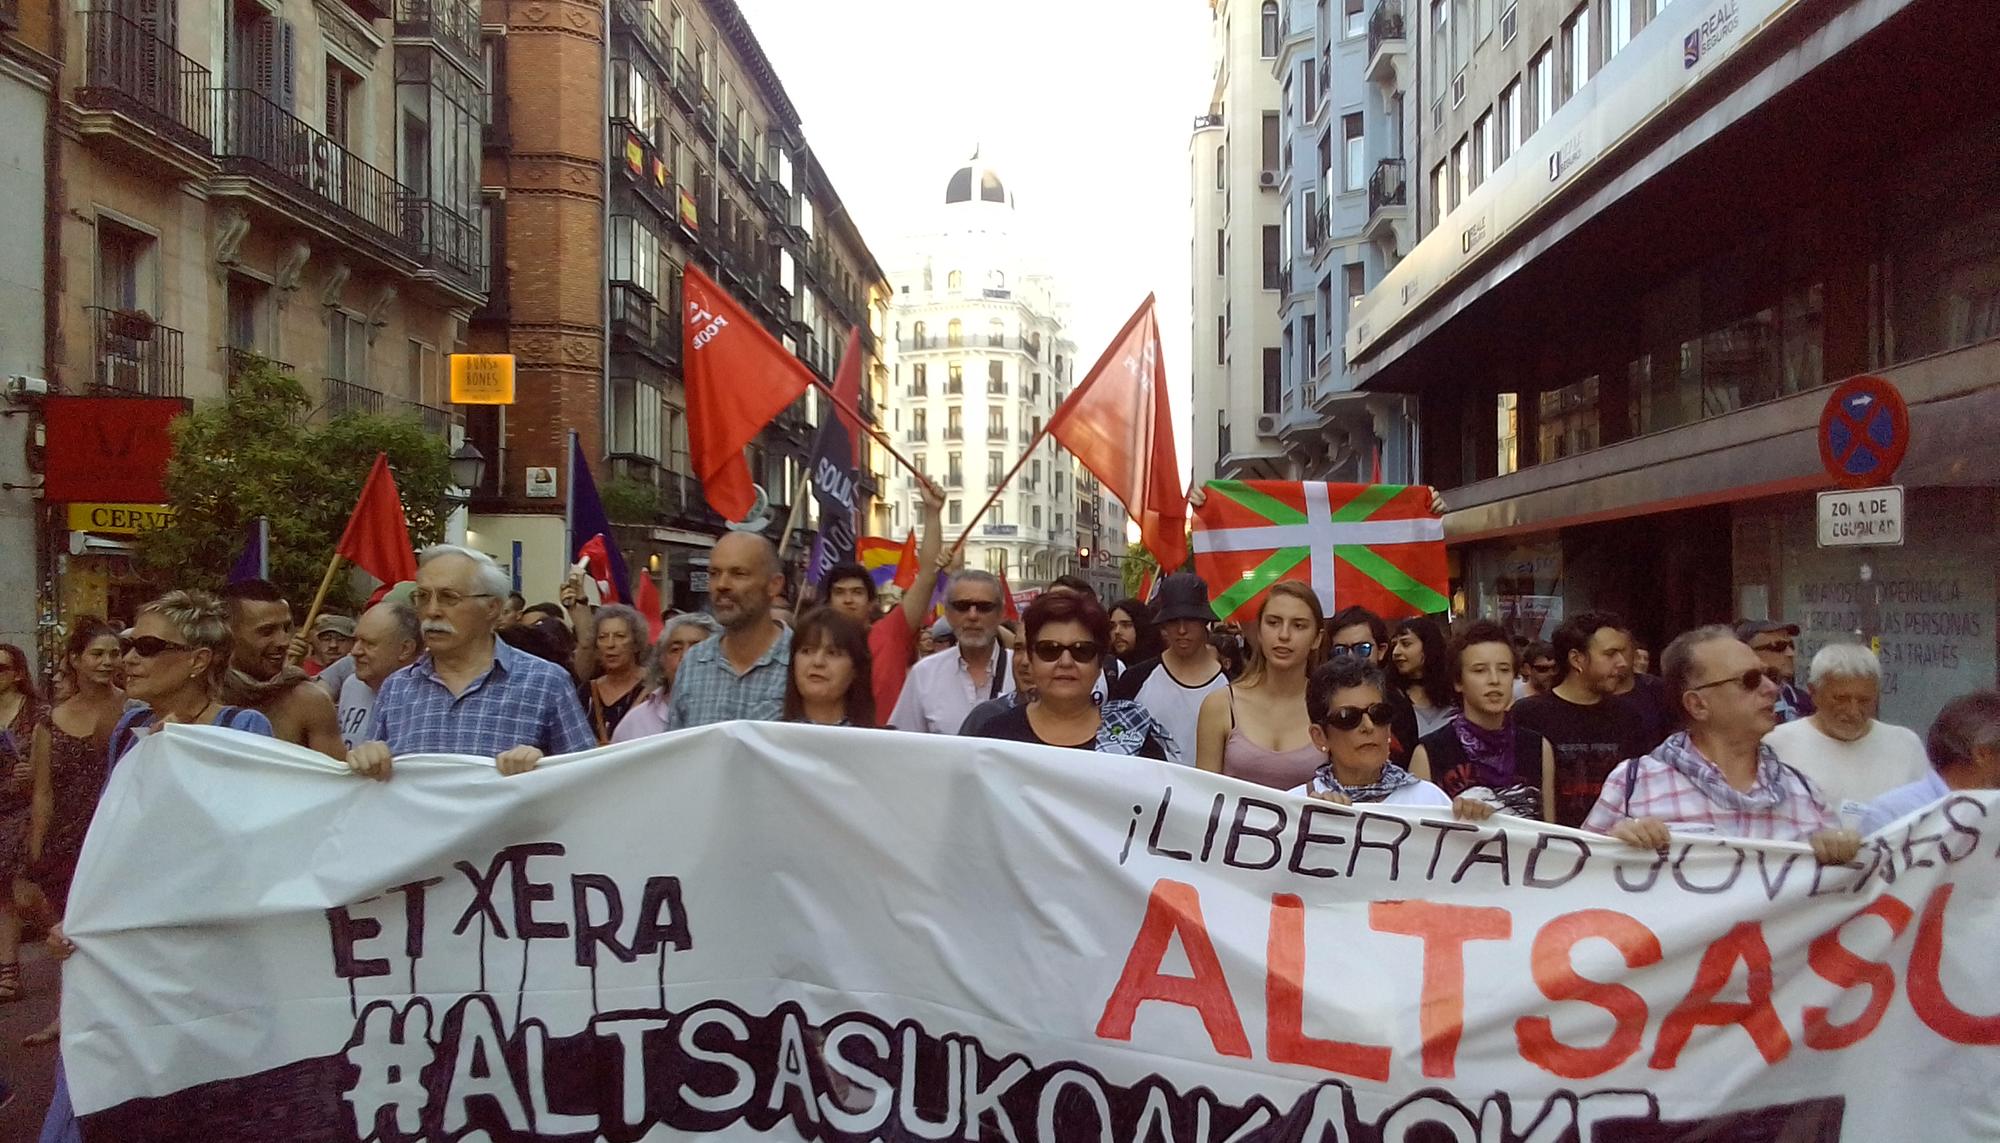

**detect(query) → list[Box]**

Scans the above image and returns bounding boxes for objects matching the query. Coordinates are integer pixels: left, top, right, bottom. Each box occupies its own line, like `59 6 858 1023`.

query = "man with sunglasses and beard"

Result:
1584 626 1860 864
888 570 1014 734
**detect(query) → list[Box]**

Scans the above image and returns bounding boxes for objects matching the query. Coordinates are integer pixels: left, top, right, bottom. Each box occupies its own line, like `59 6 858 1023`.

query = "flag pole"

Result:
289 554 346 669
774 470 813 561
950 422 1053 559
807 374 927 485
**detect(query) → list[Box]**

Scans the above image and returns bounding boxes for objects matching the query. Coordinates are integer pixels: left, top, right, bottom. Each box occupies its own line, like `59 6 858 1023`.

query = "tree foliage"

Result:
1120 541 1157 598
138 361 455 612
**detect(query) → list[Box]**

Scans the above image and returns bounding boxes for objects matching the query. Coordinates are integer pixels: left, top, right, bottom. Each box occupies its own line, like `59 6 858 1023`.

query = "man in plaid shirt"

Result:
1585 625 1860 865
347 545 595 779
667 531 793 730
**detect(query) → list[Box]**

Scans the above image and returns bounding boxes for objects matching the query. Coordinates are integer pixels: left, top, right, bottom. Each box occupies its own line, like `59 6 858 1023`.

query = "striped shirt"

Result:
666 623 793 730
367 636 596 758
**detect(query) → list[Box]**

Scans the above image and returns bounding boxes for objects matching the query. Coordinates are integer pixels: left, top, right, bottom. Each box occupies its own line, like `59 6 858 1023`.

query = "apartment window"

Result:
1342 114 1364 191
328 311 368 385
1216 314 1227 364
325 60 360 147
1474 109 1494 184
1031 505 1042 529
95 220 150 312
988 361 1005 394
1430 160 1448 226
1262 225 1283 289
1430 0 1449 103
1344 0 1365 37
226 274 266 352
947 362 963 392
1450 136 1468 208
1498 78 1522 159
609 377 662 460
912 408 927 435
1606 0 1632 58
228 5 297 110
988 451 1003 485
1216 228 1226 276
1214 144 1226 190
1304 313 1319 361
911 362 927 394
949 499 962 526
1561 5 1591 101
947 451 963 485
1260 0 1280 56
1301 59 1318 111
1344 262 1366 309
1261 112 1280 175
947 318 962 346
1530 44 1555 128
1262 348 1281 414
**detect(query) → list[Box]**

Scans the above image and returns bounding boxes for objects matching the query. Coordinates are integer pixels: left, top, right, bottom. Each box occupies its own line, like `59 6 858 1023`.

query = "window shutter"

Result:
252 17 275 100
277 20 297 110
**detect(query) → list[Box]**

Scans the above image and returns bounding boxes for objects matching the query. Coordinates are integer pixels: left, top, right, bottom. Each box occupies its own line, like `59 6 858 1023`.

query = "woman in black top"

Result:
783 609 874 727
578 603 650 743
1410 620 1556 821
970 593 1172 759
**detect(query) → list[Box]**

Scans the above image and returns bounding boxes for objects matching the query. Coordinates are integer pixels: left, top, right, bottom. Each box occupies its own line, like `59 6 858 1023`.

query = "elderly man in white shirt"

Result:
1764 643 1928 826
889 570 1014 734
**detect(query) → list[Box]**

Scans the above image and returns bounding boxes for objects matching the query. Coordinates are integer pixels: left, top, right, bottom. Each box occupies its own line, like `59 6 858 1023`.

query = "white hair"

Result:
418 544 511 598
1807 642 1882 688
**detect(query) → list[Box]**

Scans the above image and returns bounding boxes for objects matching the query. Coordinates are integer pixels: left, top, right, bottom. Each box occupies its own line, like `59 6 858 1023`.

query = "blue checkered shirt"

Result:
666 624 793 729
367 636 597 757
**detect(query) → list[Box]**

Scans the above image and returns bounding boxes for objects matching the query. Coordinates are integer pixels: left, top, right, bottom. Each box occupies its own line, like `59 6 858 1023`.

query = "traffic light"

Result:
1078 545 1091 564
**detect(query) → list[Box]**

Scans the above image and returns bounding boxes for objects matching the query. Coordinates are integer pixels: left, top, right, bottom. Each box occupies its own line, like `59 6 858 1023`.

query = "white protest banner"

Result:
63 723 2000 1140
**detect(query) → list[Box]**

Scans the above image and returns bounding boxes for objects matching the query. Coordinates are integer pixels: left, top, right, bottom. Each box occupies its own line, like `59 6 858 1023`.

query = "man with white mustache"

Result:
346 545 595 780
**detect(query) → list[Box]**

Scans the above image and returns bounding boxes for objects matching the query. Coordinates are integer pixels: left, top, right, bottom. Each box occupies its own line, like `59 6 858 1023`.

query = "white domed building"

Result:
882 156 1125 590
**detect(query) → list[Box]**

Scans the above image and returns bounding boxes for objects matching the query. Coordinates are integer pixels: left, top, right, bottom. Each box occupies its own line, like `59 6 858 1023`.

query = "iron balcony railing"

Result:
394 0 480 75
222 347 292 387
88 307 183 397
214 87 479 286
406 401 452 436
609 281 680 365
1369 157 1408 215
1192 112 1223 130
78 9 214 150
322 377 385 417
988 379 1007 395
1368 2 1407 62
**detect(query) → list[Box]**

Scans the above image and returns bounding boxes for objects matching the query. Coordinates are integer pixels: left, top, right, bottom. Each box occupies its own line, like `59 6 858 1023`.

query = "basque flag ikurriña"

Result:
1192 481 1448 624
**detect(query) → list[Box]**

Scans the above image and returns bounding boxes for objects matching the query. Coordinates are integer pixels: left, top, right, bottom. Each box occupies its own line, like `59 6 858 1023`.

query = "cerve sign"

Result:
1816 485 1903 548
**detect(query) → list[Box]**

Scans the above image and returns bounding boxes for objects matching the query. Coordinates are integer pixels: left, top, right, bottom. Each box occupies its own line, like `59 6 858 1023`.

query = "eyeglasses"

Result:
1322 702 1395 731
1692 667 1778 694
1752 639 1795 654
1327 641 1376 659
411 589 496 609
948 599 998 615
124 635 191 658
1031 639 1103 664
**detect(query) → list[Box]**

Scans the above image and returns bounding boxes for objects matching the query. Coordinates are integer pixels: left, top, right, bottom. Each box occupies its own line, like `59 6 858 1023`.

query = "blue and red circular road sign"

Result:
1818 375 1908 489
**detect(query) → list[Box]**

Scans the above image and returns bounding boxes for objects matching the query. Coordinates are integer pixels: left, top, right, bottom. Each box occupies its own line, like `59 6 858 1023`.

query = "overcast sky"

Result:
735 0 1214 482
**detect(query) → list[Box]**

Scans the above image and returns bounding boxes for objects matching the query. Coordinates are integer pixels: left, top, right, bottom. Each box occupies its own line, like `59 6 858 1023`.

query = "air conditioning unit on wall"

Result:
1258 170 1279 189
1255 413 1280 436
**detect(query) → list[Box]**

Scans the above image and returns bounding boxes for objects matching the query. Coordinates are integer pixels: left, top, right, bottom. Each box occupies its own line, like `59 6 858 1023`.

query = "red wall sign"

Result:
42 396 186 504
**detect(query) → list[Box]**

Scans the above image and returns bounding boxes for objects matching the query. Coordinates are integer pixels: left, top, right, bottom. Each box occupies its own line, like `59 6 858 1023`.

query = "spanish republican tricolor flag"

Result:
1192 481 1447 625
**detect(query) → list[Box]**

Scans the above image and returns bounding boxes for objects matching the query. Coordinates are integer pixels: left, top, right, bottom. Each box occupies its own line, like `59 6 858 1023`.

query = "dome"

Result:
944 152 1014 207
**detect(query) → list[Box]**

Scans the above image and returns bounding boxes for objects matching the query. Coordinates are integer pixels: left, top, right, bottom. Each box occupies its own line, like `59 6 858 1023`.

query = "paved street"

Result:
0 946 61 1142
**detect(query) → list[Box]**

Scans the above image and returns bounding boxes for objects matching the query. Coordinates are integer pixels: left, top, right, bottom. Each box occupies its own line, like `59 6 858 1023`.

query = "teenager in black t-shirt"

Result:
1512 610 1646 826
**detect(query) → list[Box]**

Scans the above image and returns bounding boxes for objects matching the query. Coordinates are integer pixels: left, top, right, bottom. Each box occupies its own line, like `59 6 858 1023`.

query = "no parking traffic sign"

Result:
1818 375 1908 489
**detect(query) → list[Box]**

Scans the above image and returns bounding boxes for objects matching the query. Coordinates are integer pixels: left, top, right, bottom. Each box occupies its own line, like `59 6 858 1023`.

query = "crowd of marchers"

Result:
3 473 1996 1136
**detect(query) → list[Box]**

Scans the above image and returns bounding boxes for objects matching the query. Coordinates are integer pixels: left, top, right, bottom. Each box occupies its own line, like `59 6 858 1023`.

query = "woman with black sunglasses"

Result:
1293 656 1450 807
966 593 1173 759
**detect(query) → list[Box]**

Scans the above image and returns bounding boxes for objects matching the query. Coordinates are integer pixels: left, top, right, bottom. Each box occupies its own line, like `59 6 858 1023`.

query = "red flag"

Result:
1192 481 1447 624
681 264 815 521
1047 295 1187 572
579 533 621 604
334 453 418 587
892 530 919 590
830 326 864 468
998 569 1020 622
635 573 664 640
1137 568 1158 604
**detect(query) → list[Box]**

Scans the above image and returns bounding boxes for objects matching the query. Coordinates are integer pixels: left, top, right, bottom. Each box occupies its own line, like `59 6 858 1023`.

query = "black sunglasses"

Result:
124 635 191 658
1031 640 1103 664
949 599 999 615
1753 639 1795 654
1692 667 1778 694
1322 702 1395 731
1327 641 1376 659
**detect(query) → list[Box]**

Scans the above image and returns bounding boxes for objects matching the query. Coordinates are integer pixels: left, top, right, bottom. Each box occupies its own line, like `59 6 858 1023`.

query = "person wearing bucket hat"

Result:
1109 574 1227 766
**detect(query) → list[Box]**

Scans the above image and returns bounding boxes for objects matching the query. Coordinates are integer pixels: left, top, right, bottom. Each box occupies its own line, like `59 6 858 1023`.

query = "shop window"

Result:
1537 375 1599 461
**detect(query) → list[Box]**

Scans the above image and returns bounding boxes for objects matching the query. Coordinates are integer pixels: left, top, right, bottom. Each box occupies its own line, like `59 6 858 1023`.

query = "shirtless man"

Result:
219 579 347 760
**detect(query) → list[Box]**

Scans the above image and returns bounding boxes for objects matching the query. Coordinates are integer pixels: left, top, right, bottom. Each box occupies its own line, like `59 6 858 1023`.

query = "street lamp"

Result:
449 442 487 493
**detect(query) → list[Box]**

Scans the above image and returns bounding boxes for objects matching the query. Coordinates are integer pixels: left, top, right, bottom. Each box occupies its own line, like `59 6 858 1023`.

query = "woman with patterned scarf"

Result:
1410 620 1557 821
1292 656 1453 808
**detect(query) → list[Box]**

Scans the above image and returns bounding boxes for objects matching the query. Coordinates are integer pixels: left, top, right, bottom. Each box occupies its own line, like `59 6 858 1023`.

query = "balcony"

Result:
1192 112 1223 130
1366 2 1408 87
945 377 963 396
212 87 480 295
719 122 740 171
983 523 1019 538
405 401 452 436
223 347 293 388
394 0 480 76
322 377 386 418
671 49 698 110
88 307 183 397
1364 158 1410 252
610 0 671 73
986 427 1009 441
943 427 963 441
609 281 680 366
909 381 927 398
74 9 216 180
904 429 925 443
988 378 1007 395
